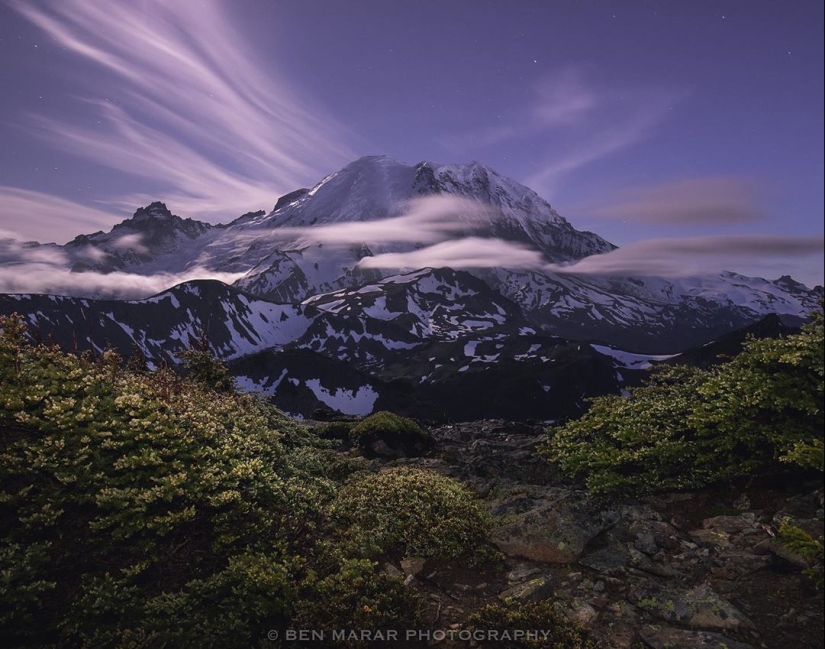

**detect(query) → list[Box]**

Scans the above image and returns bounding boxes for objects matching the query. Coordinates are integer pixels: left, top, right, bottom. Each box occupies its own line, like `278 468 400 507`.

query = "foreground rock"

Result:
316 419 825 649
490 488 618 563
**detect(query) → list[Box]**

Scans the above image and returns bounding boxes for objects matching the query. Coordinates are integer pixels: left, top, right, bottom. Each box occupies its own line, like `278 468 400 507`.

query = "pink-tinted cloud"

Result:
587 176 766 225
0 263 246 300
0 233 244 298
10 0 355 223
0 186 122 244
111 233 149 255
0 240 68 266
270 196 495 245
357 237 546 270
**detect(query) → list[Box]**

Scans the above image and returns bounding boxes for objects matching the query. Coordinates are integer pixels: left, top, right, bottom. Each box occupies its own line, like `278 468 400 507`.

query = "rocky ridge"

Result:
318 420 825 649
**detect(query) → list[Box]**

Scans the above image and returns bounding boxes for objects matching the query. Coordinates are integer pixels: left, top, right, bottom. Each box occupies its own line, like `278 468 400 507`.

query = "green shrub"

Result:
0 315 424 647
467 601 599 649
177 328 235 393
294 557 422 644
334 467 493 561
541 309 824 495
315 420 354 440
778 521 824 589
350 411 431 457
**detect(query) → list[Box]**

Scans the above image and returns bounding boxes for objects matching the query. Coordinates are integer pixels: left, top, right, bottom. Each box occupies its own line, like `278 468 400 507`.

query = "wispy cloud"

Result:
0 265 247 300
111 233 149 255
546 234 825 277
585 176 767 226
269 195 495 246
10 0 354 221
532 68 599 127
0 247 245 299
524 89 682 196
0 240 68 266
442 67 684 197
0 186 122 244
357 237 546 270
352 231 823 283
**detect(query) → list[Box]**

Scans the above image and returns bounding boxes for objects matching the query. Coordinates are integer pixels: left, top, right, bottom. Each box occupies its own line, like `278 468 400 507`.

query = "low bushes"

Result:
541 309 824 495
350 411 431 457
334 466 493 562
0 315 431 648
467 601 599 649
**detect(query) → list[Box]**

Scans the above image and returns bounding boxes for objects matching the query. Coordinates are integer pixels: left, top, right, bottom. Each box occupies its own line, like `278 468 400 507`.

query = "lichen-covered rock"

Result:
490 489 617 563
639 625 755 649
629 581 754 631
497 576 553 602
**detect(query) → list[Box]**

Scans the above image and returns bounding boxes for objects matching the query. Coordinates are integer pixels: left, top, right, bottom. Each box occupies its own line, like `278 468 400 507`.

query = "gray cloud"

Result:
547 234 825 277
587 176 766 225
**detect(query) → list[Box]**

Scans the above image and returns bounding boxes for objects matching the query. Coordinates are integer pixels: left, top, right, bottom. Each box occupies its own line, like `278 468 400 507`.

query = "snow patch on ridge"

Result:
591 344 677 370
304 379 378 415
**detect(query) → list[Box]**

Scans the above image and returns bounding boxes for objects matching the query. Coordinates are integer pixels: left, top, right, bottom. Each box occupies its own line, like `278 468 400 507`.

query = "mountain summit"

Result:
1 156 821 356
247 155 614 262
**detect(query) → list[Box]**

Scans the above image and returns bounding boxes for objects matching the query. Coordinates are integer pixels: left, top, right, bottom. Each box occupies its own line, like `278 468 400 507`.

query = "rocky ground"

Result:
315 419 825 649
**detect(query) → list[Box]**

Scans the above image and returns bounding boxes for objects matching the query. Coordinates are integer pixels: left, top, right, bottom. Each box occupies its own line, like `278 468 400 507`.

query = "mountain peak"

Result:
112 202 211 238
132 201 175 222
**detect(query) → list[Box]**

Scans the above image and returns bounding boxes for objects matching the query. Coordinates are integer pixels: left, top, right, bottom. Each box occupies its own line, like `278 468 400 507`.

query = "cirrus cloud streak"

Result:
0 186 122 244
10 0 354 221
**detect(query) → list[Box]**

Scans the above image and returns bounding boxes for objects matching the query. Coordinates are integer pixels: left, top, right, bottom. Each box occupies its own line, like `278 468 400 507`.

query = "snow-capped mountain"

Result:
4 155 819 353
64 202 213 273
1 155 822 417
0 270 638 420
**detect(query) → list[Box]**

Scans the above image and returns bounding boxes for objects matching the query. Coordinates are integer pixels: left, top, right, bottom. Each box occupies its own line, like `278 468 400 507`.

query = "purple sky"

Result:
0 0 823 286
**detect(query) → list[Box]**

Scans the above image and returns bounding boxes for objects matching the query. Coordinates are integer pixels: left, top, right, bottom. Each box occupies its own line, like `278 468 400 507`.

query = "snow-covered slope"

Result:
1 156 821 356
0 280 311 364
64 202 213 274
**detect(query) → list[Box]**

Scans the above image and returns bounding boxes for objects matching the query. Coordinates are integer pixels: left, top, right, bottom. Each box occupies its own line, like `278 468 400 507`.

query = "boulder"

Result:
491 490 617 563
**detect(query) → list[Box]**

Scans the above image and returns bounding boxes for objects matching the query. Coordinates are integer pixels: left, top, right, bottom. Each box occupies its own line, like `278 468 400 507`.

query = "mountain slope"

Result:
0 280 311 363
1 155 821 357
